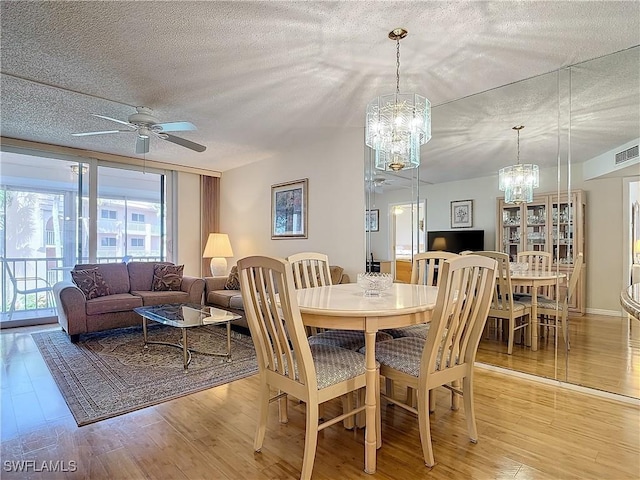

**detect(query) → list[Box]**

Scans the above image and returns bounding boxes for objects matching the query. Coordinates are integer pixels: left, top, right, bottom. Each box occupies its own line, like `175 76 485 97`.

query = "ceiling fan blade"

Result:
136 136 149 154
154 121 197 132
71 129 131 136
163 134 206 152
91 114 133 127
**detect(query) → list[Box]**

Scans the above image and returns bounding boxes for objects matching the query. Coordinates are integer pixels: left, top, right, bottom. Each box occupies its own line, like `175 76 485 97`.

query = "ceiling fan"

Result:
72 106 206 154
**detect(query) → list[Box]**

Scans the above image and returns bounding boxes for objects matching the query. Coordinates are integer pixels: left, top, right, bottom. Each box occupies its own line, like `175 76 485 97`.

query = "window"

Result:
101 209 117 219
0 148 169 327
101 237 117 247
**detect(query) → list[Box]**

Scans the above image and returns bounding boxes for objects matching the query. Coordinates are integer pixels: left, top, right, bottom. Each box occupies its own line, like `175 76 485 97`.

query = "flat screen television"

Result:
427 230 484 254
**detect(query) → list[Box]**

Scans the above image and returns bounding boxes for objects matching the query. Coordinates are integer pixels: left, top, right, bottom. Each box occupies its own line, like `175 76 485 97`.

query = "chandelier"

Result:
498 125 539 204
365 28 431 172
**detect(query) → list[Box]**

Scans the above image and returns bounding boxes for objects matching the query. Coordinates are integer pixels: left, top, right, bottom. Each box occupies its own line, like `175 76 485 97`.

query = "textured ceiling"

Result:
1 1 639 184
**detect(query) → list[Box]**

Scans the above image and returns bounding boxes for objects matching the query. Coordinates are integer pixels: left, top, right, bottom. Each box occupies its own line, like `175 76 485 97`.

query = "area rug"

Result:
32 324 258 426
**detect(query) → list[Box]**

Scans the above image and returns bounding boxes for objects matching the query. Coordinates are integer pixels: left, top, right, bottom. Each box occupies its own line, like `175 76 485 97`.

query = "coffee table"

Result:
134 303 241 369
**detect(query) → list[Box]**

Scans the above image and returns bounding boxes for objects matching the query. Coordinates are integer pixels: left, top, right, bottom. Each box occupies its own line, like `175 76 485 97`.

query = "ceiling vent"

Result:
615 144 639 165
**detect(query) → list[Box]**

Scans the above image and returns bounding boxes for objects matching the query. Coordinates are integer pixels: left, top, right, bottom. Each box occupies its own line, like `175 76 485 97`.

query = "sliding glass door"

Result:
0 149 167 327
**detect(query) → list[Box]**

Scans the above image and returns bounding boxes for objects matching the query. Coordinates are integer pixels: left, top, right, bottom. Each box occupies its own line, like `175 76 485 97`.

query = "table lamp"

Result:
203 233 234 276
431 236 447 251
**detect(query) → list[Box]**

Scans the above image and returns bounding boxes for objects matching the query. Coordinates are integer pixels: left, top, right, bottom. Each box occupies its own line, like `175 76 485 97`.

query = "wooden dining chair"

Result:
287 252 332 289
515 250 553 297
474 251 531 354
517 253 583 348
238 255 374 480
385 251 460 340
368 255 497 467
383 251 460 409
288 252 393 350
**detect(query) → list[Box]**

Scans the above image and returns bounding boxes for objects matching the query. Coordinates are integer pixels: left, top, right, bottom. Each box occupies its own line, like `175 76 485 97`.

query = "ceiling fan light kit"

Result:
365 28 431 172
72 106 206 154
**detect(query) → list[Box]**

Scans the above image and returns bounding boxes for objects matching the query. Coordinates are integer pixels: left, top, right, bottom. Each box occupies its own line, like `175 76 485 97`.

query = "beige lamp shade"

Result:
431 236 447 251
203 233 234 276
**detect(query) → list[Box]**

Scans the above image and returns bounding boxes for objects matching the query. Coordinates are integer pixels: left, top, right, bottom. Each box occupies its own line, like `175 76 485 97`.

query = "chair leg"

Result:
278 391 288 424
507 316 515 355
341 393 355 429
417 388 435 467
428 389 436 413
376 372 382 449
462 373 478 443
301 398 320 480
254 379 270 452
451 381 460 411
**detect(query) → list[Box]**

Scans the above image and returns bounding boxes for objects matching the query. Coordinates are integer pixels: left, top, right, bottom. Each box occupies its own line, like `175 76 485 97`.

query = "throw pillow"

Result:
224 266 240 290
71 268 111 300
152 264 184 291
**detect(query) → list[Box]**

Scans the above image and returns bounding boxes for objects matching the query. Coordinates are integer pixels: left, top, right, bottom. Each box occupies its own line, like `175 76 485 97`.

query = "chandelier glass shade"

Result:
365 28 431 172
499 125 539 204
498 163 540 204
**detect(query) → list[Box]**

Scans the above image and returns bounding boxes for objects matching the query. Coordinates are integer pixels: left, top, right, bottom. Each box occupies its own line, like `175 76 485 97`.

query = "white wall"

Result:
219 128 365 281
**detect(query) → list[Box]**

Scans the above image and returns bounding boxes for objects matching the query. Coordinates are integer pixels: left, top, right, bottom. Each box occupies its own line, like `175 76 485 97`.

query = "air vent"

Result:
615 144 639 165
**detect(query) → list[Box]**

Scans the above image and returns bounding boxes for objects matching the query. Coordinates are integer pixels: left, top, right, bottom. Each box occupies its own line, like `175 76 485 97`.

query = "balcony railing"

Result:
1 256 163 324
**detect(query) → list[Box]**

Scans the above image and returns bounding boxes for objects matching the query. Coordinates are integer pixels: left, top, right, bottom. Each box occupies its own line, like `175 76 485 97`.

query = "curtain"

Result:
201 175 220 275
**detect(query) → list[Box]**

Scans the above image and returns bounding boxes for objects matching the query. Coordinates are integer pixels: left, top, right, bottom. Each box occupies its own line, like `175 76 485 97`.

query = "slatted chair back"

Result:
287 252 332 289
515 250 553 296
410 251 460 286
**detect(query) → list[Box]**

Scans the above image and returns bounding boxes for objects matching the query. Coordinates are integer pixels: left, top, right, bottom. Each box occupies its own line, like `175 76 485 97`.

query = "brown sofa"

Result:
54 261 204 342
204 265 350 330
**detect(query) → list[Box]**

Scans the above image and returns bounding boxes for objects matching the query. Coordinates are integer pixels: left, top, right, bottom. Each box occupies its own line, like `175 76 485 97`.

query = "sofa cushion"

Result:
85 293 143 315
132 290 191 306
225 266 240 290
71 267 112 300
75 263 130 294
128 261 173 291
152 264 184 291
229 294 244 310
207 290 239 309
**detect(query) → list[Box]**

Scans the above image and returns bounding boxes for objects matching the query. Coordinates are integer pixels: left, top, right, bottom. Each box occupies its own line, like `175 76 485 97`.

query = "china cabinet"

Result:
497 190 586 313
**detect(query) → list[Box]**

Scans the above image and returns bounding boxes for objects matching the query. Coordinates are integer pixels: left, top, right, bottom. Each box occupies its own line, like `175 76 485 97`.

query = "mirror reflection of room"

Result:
365 46 640 400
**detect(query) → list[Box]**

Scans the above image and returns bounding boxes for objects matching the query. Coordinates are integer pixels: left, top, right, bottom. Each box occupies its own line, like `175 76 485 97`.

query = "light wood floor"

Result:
476 312 640 399
1 324 639 479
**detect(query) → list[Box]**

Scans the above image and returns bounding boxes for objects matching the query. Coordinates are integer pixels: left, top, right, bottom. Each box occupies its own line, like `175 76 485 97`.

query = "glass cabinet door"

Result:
525 201 548 253
501 204 522 261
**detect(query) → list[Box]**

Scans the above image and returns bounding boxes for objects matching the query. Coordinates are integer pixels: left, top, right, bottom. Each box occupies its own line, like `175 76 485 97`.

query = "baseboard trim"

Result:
475 362 640 406
585 308 625 317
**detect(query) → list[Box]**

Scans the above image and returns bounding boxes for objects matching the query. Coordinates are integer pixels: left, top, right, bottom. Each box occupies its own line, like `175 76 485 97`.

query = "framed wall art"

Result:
365 209 379 232
451 199 473 228
271 178 308 239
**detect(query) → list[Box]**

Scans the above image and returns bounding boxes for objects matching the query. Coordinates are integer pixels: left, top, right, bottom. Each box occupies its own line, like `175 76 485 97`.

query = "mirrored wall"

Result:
365 47 640 399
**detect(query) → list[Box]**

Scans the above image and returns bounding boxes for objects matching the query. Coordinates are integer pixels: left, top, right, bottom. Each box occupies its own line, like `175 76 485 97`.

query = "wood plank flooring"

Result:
476 312 640 399
1 324 639 479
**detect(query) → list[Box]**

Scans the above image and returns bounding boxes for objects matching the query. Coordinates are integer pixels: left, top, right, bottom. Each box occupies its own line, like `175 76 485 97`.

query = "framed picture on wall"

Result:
271 178 308 239
365 209 379 232
451 199 473 228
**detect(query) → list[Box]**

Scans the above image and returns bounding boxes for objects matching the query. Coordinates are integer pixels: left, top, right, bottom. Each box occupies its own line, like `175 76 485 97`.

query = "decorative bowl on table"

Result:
509 262 529 274
357 272 393 297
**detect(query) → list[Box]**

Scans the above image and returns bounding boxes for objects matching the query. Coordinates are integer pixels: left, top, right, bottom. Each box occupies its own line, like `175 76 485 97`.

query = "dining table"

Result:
509 270 566 351
296 282 438 474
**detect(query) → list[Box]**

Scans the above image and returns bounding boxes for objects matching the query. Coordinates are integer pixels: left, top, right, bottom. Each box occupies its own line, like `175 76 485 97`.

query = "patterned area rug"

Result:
32 324 257 426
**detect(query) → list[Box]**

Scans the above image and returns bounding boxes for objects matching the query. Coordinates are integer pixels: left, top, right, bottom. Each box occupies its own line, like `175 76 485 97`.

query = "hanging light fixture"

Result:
365 28 431 172
499 125 539 204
